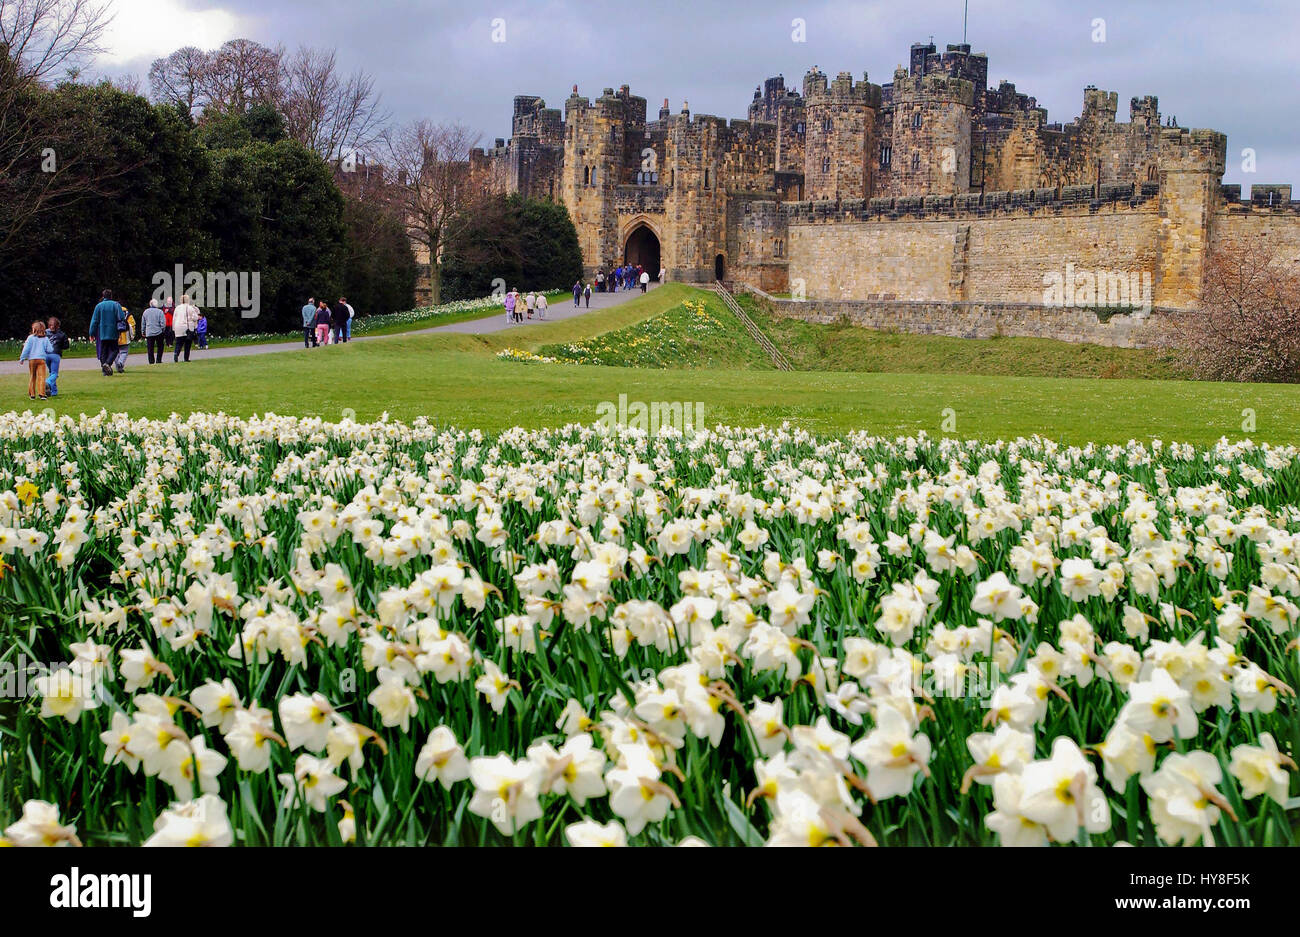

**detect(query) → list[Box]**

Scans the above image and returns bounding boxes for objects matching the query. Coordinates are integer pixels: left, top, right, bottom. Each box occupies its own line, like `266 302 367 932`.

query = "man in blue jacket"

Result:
87 289 123 376
301 297 318 348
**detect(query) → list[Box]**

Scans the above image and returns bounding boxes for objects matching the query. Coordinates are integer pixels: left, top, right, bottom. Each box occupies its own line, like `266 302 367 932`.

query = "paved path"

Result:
0 285 662 375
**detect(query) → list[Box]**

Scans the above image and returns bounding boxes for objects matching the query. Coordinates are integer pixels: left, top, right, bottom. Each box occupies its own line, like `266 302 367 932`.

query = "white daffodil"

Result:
1017 737 1110 843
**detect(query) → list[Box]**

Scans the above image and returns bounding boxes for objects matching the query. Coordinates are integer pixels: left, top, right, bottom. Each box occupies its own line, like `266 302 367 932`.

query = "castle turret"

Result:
803 69 882 200
1156 127 1228 309
888 65 974 197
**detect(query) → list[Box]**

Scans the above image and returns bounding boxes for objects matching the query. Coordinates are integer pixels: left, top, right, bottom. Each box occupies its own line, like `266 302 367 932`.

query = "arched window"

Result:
822 156 831 173
704 168 710 189
822 117 832 133
912 111 922 129
880 144 892 168
912 153 921 172
583 166 589 185
590 166 598 185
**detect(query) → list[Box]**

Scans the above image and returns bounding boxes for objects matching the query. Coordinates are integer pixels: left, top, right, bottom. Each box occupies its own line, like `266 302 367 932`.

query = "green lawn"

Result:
744 297 1190 380
7 283 1298 446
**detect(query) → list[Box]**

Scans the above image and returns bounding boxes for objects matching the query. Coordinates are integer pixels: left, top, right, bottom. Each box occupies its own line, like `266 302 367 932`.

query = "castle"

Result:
468 40 1300 343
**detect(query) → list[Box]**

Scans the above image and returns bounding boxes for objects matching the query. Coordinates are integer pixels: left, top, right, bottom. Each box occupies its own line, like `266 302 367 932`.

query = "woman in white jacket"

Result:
172 295 200 363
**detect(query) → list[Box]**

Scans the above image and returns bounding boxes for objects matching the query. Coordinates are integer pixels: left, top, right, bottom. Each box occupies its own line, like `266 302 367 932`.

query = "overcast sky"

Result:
91 0 1299 189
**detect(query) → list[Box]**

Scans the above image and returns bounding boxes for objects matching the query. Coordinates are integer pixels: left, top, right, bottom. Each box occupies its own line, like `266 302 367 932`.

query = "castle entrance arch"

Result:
624 224 661 279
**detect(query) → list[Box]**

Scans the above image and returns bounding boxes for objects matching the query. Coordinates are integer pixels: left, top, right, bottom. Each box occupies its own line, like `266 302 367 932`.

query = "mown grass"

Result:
4 284 1298 446
742 297 1191 380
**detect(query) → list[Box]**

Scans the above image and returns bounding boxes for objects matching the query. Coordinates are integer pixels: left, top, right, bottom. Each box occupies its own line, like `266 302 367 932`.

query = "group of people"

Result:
301 297 355 347
88 290 209 376
502 289 549 323
594 263 661 294
18 289 212 399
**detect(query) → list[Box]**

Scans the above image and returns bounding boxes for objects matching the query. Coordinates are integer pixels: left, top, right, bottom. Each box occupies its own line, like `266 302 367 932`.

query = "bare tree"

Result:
0 0 111 83
278 44 386 164
0 0 118 269
147 45 208 117
1157 242 1300 383
197 38 281 115
382 120 481 306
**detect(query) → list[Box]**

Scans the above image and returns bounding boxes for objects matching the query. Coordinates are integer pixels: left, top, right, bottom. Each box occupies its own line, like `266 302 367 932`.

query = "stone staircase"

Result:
712 281 793 371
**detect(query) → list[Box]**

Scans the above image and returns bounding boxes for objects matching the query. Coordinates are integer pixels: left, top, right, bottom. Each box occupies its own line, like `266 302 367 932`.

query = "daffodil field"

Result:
1 412 1298 847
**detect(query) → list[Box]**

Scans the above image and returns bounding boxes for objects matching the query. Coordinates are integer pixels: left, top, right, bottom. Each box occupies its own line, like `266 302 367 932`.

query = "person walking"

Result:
658 265 666 284
88 289 122 377
572 280 582 307
172 294 199 362
44 317 68 397
639 269 650 293
19 321 52 400
342 297 355 341
301 297 318 348
504 289 517 324
583 282 592 308
525 291 536 320
113 305 135 372
536 292 548 320
142 300 166 364
196 312 209 350
314 301 331 346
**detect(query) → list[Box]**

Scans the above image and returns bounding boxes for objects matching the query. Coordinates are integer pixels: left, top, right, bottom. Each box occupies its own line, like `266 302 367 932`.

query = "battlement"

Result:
803 69 882 109
1158 126 1227 175
892 71 976 107
780 179 1161 223
1130 95 1159 126
1218 183 1300 212
1082 87 1119 123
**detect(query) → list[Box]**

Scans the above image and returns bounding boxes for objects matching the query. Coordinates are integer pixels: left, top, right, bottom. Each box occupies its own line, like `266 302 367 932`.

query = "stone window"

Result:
822 117 832 133
911 152 921 172
912 111 922 129
583 166 589 185
880 144 892 168
704 168 710 189
822 156 831 174
795 122 805 135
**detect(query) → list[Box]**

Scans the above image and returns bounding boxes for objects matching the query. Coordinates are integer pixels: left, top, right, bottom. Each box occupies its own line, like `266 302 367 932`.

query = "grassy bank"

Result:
741 296 1190 380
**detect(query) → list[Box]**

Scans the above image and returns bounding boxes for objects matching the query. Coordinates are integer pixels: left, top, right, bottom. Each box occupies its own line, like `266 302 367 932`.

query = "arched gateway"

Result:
623 224 661 280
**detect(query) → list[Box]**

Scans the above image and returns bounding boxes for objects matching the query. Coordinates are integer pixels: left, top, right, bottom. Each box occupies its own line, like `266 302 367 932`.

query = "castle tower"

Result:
1155 127 1227 309
562 86 646 275
802 68 881 201
660 110 729 282
748 75 806 174
887 65 974 197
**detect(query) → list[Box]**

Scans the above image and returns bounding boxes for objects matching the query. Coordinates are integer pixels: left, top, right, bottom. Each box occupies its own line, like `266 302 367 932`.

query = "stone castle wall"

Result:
748 289 1169 348
450 38 1300 345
